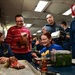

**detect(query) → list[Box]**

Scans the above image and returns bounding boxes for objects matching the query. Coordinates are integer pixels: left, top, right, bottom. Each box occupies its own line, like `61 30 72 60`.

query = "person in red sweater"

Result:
5 14 37 62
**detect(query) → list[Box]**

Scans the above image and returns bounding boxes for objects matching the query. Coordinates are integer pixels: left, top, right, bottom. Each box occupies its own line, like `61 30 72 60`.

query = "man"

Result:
61 21 71 50
70 19 75 58
45 14 65 46
5 14 36 62
70 5 75 58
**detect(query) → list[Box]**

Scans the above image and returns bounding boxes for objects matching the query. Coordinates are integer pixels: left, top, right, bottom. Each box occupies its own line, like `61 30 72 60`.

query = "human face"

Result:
15 17 24 28
42 27 47 34
41 35 51 47
46 14 54 25
0 35 4 42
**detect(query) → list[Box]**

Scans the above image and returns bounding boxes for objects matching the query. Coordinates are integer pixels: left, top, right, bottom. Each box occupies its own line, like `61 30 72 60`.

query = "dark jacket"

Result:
70 19 75 58
45 22 66 46
0 42 14 57
70 19 75 45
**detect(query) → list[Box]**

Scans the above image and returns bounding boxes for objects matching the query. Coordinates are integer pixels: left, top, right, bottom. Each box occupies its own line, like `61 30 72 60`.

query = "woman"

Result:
0 32 14 63
40 32 63 55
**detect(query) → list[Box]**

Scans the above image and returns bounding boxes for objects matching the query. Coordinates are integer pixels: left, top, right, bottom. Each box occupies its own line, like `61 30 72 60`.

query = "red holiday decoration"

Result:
71 4 75 17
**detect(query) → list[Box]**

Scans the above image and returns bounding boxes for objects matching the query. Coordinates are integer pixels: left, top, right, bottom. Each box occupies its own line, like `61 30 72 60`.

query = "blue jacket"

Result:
0 42 14 57
40 44 63 54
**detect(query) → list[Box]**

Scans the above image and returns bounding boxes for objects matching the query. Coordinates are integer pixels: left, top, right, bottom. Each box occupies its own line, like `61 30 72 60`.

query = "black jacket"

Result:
45 22 66 46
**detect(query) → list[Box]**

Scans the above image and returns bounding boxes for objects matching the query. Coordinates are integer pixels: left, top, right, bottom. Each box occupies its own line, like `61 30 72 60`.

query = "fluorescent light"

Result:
37 30 41 33
25 23 32 27
33 33 37 35
6 25 14 30
34 1 48 12
62 9 71 15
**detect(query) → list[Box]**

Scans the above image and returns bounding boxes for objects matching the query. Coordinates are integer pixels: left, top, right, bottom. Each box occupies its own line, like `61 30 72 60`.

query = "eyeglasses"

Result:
16 20 24 22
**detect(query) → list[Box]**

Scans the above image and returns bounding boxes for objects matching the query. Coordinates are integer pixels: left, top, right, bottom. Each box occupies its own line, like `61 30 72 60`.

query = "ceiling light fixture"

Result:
34 0 48 12
62 9 71 16
37 30 41 33
33 33 37 35
25 23 32 27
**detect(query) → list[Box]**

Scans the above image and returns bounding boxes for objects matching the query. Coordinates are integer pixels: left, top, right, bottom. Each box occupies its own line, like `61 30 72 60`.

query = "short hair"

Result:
42 26 51 32
46 14 53 19
61 21 67 26
15 14 23 20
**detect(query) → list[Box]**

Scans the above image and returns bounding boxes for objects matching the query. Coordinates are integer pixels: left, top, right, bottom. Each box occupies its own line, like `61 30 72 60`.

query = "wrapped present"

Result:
50 50 72 66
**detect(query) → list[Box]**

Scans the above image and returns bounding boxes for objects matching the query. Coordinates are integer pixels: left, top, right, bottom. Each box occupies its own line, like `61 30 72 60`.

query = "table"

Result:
31 59 75 75
0 60 41 75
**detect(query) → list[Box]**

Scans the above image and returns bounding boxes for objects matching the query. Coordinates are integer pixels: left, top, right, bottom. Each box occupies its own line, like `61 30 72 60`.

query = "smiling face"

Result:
41 32 52 47
15 16 24 28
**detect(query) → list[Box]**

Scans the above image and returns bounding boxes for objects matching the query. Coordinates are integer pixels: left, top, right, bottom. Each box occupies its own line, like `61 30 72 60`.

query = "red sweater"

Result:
6 26 32 54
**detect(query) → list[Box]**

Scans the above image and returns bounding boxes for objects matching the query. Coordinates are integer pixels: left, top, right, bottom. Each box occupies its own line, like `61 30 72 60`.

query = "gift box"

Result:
50 50 72 66
51 31 60 39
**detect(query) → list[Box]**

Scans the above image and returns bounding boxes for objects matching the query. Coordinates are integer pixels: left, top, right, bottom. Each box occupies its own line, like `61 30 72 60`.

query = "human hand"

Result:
0 57 9 64
31 52 38 58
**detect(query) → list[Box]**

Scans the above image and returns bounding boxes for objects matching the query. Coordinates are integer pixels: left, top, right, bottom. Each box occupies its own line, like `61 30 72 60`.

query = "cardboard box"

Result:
50 50 72 66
